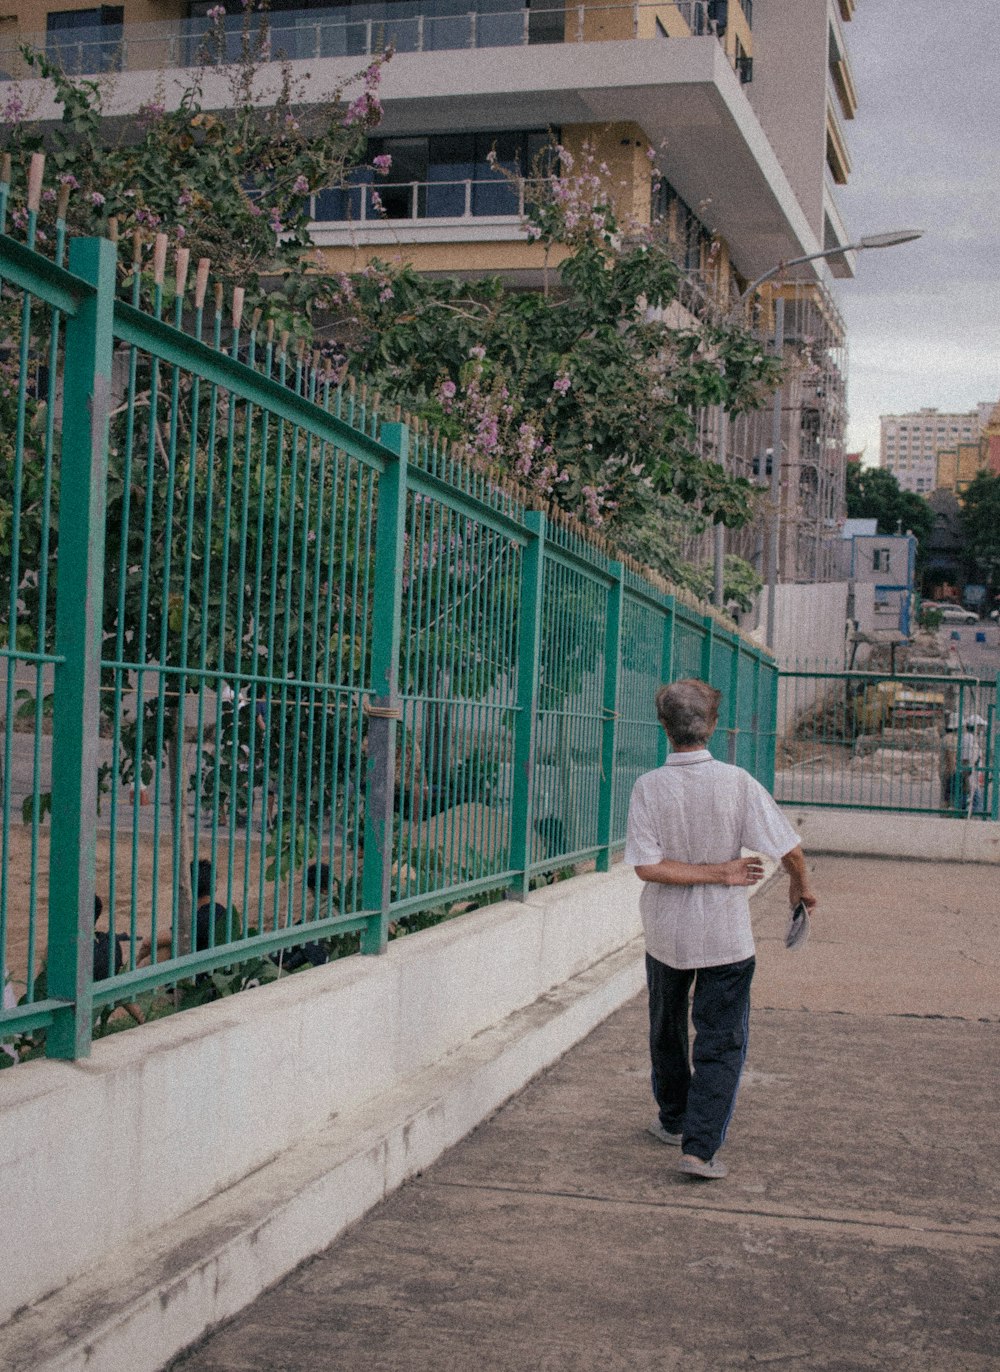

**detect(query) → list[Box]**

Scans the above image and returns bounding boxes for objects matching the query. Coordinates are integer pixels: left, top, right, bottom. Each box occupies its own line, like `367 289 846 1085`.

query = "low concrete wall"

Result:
783 807 1000 864
0 867 644 1358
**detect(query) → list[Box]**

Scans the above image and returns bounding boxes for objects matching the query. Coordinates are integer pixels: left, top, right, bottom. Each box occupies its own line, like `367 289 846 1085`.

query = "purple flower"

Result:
552 374 571 394
90 191 106 207
372 154 392 175
292 175 310 194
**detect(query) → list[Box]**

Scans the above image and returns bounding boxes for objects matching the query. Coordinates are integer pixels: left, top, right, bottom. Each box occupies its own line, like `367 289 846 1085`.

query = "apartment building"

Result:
1 0 860 585
935 442 985 497
879 406 985 494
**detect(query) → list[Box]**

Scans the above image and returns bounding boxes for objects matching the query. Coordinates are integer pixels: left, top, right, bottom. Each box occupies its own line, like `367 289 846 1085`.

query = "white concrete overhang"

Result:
350 36 823 281
15 34 820 280
822 173 856 279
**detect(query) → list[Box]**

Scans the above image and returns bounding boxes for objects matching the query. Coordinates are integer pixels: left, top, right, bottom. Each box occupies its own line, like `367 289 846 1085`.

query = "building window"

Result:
652 181 711 270
872 548 891 572
46 5 124 73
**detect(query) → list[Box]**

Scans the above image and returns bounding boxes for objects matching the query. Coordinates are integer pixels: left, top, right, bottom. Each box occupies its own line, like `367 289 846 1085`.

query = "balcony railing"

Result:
0 1 736 80
312 175 531 224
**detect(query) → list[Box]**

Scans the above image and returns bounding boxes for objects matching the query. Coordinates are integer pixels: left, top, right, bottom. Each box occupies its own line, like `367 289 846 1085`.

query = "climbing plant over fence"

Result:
0 185 777 1061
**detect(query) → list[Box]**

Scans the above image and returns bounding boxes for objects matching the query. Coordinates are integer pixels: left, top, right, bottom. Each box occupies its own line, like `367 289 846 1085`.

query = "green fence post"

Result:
361 421 408 954
596 564 625 872
508 510 545 901
727 636 741 765
992 673 1000 822
46 236 116 1059
750 649 763 781
700 614 714 683
656 596 675 765
762 655 778 793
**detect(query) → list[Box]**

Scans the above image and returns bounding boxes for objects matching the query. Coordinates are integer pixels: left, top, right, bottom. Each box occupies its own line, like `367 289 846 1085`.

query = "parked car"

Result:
939 606 979 624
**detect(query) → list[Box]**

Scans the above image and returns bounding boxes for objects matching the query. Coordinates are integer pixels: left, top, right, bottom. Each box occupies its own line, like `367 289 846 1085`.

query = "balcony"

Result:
311 174 530 242
0 0 735 79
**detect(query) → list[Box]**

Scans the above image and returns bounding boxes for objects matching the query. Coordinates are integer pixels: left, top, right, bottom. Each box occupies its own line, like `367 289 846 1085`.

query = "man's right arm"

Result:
781 845 817 910
634 855 765 888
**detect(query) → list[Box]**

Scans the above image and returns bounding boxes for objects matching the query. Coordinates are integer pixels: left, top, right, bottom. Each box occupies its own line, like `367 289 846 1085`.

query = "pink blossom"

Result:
292 175 310 194
90 191 106 207
2 92 25 125
206 5 226 19
552 374 571 395
378 286 393 303
372 154 392 175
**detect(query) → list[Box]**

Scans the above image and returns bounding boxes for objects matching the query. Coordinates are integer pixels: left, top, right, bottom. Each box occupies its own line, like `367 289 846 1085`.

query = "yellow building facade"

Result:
936 441 986 495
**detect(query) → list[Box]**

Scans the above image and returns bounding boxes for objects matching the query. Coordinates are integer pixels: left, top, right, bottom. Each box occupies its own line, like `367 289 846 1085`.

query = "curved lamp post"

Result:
714 229 924 646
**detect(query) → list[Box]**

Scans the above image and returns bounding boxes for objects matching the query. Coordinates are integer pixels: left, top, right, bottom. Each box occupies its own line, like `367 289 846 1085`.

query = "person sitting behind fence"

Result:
275 862 331 972
93 895 145 1025
138 860 232 964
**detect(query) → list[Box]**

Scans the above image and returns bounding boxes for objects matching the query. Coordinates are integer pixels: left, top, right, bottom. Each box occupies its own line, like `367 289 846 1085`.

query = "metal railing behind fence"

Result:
0 1 731 80
774 665 999 819
0 196 776 1060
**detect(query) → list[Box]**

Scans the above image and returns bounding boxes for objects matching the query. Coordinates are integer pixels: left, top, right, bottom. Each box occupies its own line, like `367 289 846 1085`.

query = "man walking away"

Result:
624 679 817 1180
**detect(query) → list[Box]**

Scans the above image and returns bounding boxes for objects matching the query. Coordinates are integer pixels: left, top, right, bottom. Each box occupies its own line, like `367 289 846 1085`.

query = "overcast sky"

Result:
834 0 1000 465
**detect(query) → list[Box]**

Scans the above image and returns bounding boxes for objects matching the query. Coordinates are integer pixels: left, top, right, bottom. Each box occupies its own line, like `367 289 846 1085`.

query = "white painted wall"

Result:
0 869 643 1330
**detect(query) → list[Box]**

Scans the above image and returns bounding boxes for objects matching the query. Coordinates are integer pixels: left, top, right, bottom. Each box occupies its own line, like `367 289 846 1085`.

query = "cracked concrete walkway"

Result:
172 856 1000 1372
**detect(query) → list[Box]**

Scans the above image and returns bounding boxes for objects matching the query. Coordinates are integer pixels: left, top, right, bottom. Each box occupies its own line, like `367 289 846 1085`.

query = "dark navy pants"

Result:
646 951 755 1162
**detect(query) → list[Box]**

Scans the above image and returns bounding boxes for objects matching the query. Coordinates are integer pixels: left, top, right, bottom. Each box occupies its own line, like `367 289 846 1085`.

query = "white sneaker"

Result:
678 1154 728 1179
647 1120 683 1146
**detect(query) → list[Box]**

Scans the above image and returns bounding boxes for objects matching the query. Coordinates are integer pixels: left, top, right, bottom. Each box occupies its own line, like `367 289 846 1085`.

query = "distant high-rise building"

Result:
879 407 987 493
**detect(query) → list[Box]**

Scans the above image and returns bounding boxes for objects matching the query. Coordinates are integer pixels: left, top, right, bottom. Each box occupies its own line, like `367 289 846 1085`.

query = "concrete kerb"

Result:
3 939 647 1372
5 813 995 1372
0 870 647 1372
782 805 1000 864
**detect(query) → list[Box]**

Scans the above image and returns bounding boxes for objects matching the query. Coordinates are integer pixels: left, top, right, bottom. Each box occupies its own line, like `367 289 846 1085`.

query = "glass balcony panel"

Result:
527 0 565 44
426 178 470 217
313 184 365 221
475 7 526 45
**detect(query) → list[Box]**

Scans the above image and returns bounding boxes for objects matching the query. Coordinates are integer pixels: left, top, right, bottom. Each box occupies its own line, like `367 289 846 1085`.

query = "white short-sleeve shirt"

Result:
624 751 800 970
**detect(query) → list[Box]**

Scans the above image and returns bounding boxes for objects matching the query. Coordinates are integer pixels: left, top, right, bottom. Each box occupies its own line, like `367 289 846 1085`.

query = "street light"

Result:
739 229 924 303
720 229 924 646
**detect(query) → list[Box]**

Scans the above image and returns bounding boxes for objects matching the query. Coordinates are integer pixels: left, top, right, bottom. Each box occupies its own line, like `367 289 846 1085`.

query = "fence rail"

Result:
0 207 776 1060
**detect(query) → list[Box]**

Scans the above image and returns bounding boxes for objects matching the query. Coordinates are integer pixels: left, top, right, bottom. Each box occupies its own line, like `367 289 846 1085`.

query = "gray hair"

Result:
655 679 721 748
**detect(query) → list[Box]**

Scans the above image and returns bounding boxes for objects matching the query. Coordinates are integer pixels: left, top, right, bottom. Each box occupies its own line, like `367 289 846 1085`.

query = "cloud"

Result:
833 0 1000 469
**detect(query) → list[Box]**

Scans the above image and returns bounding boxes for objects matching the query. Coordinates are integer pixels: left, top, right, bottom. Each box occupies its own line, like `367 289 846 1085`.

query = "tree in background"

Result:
2 64 780 588
959 471 1000 595
845 463 934 576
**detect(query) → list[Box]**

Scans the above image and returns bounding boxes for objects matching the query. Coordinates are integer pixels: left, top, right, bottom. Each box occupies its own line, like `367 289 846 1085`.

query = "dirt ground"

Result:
1 826 279 998
2 800 510 999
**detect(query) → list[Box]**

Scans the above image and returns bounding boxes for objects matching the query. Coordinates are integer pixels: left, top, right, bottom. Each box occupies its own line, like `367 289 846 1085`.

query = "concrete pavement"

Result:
171 855 1000 1372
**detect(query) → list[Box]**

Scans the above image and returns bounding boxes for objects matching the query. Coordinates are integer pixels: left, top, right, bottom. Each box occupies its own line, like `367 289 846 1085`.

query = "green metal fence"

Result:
0 197 777 1060
775 666 1000 818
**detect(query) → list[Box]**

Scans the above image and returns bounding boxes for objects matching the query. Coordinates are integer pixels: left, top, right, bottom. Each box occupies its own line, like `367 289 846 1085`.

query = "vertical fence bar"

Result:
46 236 116 1059
508 510 545 901
727 637 741 765
987 672 993 812
656 596 675 765
361 422 408 953
596 564 624 872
